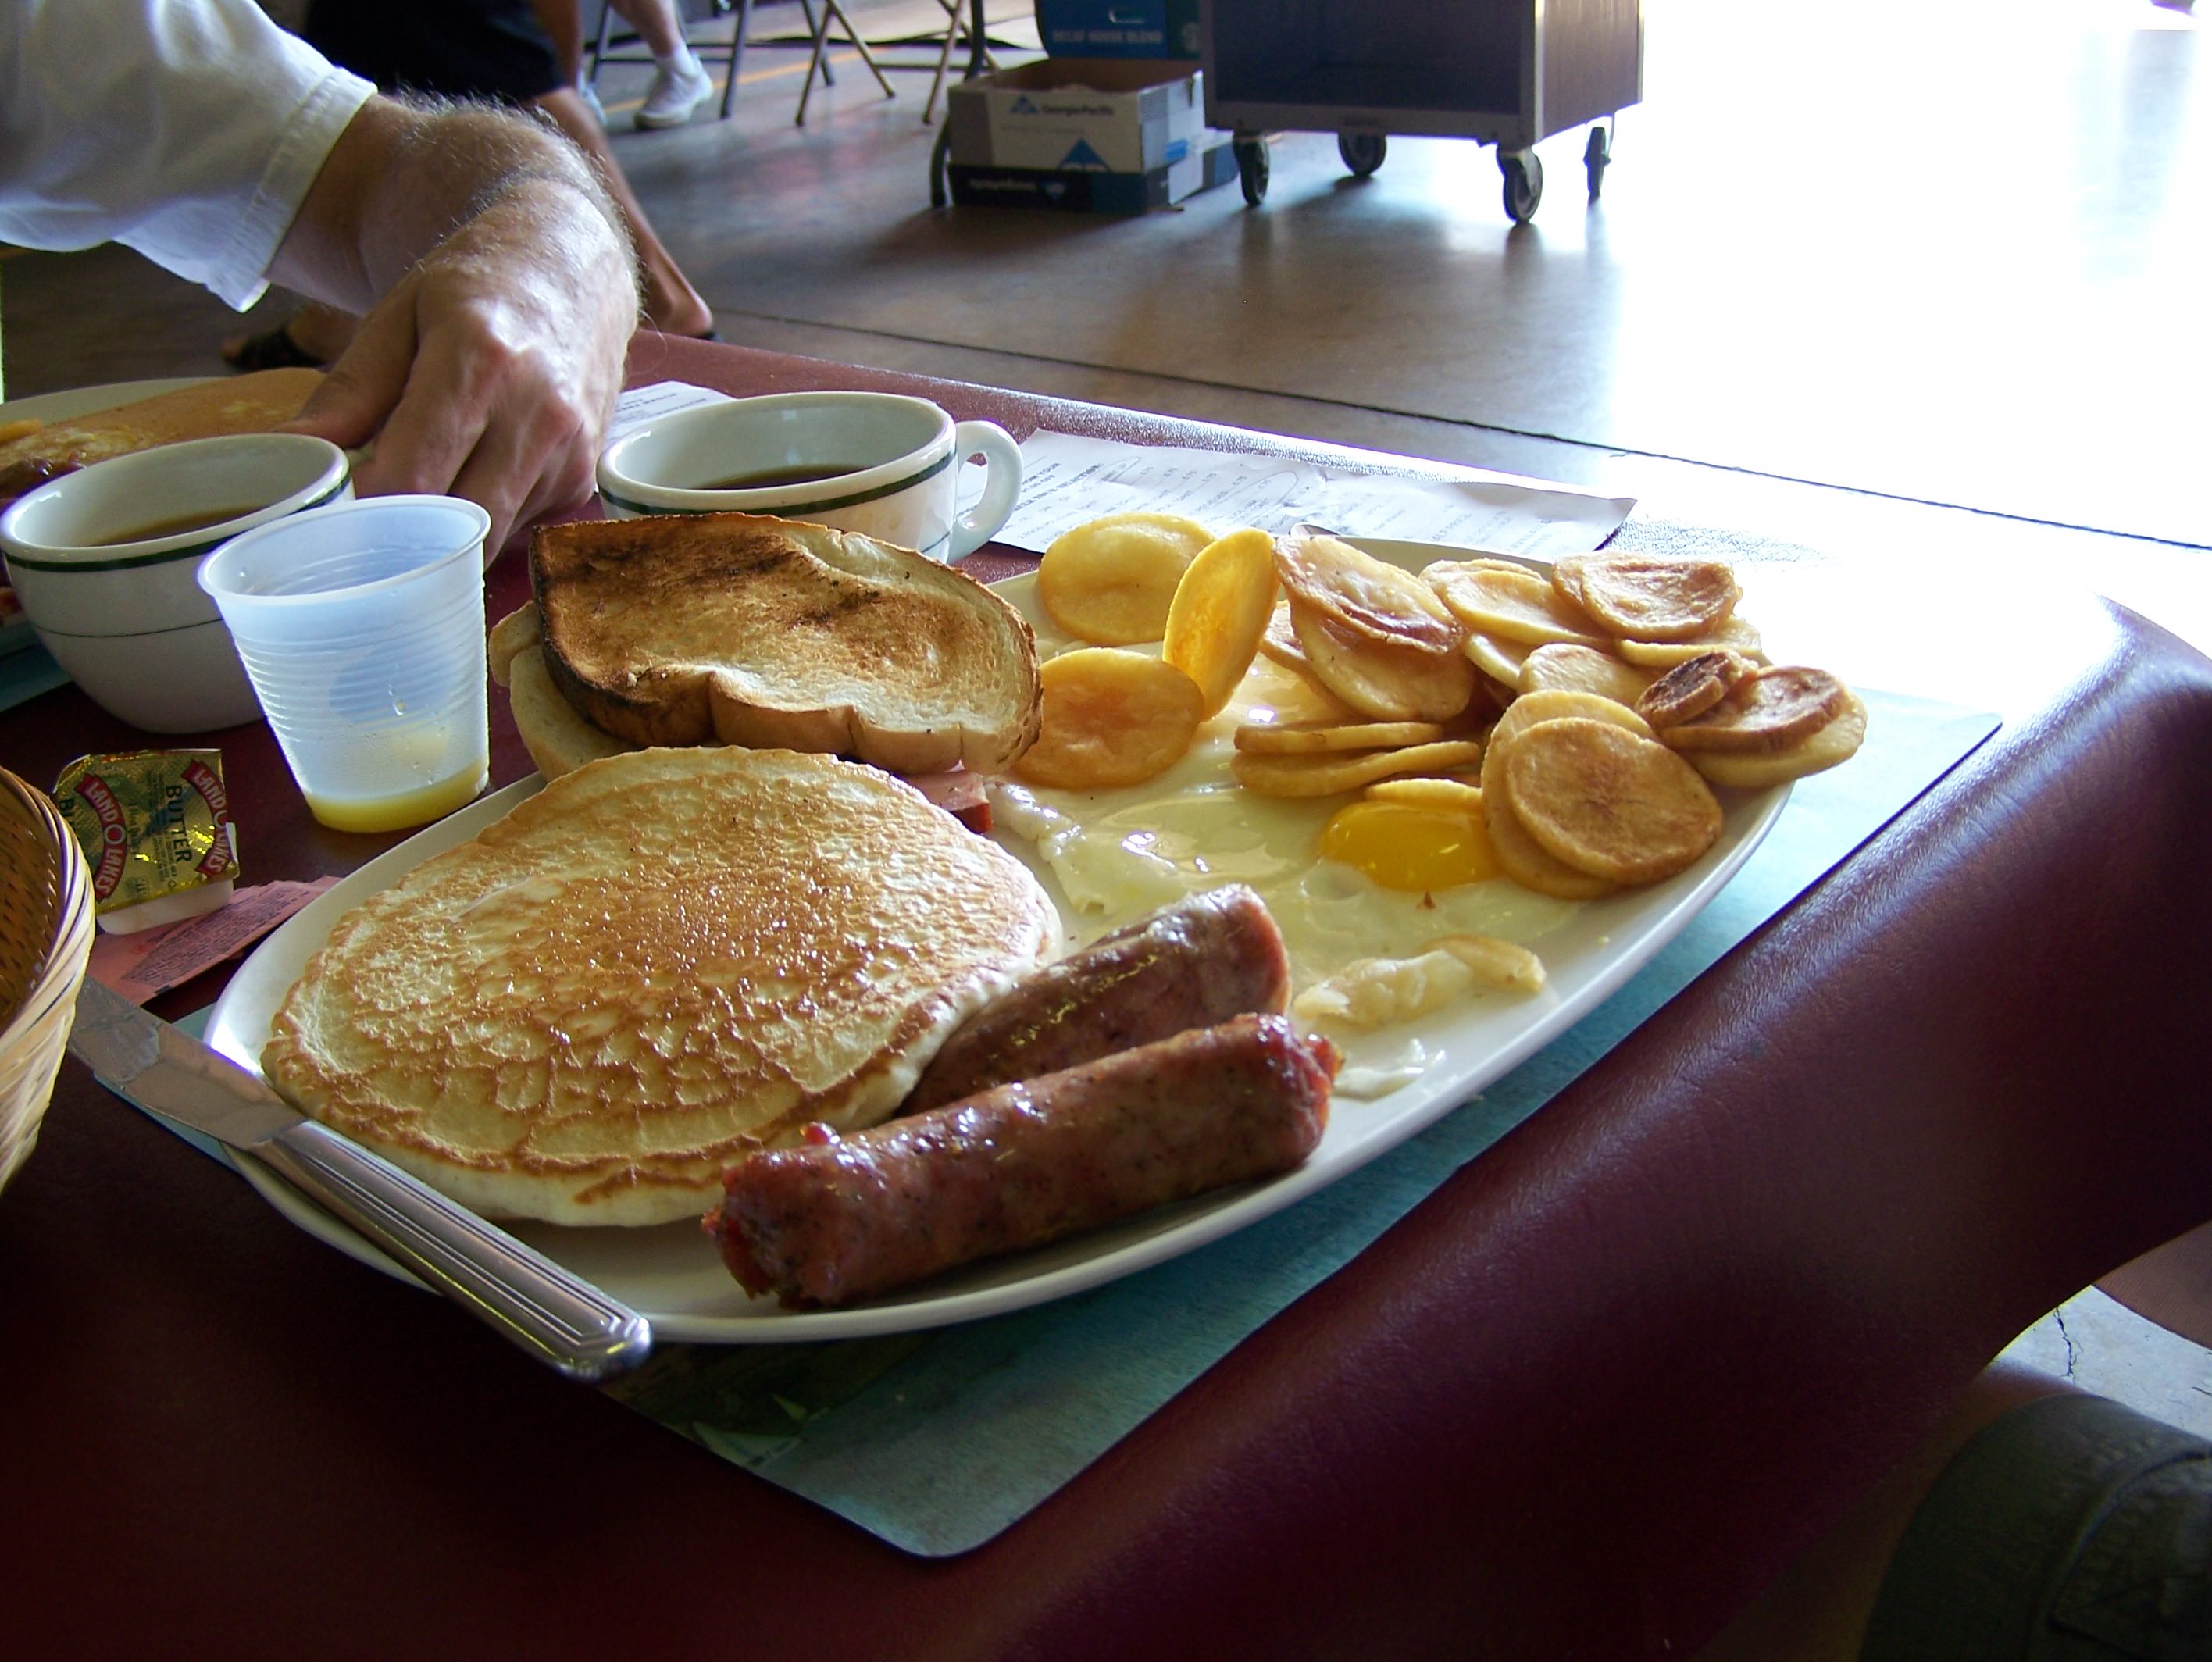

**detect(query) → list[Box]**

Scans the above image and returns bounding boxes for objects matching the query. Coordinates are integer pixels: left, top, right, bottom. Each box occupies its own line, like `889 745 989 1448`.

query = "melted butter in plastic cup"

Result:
197 496 492 834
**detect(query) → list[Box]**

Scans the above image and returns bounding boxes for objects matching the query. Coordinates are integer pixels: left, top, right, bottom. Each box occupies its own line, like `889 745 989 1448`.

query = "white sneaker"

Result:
636 58 713 130
579 81 608 127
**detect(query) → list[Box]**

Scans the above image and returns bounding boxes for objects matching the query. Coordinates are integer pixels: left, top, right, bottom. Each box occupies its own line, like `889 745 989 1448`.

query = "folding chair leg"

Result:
797 5 833 124
796 0 897 124
587 0 615 91
924 3 959 123
833 2 897 100
801 0 833 87
719 0 751 119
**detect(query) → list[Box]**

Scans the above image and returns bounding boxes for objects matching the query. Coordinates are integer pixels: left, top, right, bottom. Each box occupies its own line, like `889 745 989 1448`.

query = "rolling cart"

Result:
1199 0 1640 223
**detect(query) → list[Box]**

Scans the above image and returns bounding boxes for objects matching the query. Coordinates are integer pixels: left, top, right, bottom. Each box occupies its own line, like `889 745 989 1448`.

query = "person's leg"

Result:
609 0 712 129
1698 1357 2212 1661
523 0 608 124
606 0 687 58
532 86 713 337
526 0 585 80
220 300 360 372
1695 1363 2075 1662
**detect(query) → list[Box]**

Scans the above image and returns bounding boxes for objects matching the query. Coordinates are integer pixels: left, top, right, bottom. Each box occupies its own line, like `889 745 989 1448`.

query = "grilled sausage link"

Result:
708 1012 1338 1309
904 884 1291 1115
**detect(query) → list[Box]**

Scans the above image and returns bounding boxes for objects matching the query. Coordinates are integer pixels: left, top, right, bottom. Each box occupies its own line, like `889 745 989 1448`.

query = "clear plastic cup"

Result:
198 496 493 833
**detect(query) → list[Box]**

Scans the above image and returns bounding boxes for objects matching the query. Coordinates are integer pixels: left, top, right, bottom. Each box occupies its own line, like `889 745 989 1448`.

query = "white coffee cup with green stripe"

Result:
0 432 352 732
595 391 1022 563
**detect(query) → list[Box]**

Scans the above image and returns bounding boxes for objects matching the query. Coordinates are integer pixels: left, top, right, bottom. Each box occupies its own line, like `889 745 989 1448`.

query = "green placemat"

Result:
125 690 1996 1557
599 690 1997 1554
0 637 68 712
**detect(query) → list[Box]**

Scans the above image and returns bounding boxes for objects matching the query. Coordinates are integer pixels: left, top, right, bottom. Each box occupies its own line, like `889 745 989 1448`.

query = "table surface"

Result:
5 334 2211 1660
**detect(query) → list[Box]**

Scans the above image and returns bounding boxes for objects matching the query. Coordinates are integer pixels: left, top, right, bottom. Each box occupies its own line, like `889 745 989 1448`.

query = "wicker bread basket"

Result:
0 765 95 1193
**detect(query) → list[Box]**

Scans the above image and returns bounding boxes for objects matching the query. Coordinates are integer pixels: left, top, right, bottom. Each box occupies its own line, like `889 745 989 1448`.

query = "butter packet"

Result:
55 751 239 935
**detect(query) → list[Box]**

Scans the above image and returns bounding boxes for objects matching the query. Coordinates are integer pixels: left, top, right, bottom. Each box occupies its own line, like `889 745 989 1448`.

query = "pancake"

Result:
261 747 1058 1225
0 369 323 503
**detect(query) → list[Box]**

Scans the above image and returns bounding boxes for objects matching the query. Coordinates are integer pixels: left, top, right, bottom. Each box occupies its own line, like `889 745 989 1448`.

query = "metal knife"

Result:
67 977 653 1382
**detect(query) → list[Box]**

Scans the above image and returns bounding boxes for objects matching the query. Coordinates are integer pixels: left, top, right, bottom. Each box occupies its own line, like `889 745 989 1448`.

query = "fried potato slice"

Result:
1231 737 1485 798
1257 600 1308 672
1472 674 1520 720
1479 723 1620 901
1037 511 1214 645
1615 613 1766 668
1690 691 1868 789
1519 642 1654 707
1235 718 1445 754
1013 647 1204 789
1425 560 1607 648
1659 665 1846 754
1292 934 1544 1031
1636 651 1757 729
1462 628 1532 687
1553 554 1741 643
1162 527 1279 717
1365 776 1483 811
1237 653 1359 726
1492 687 1656 748
1276 531 1461 654
1504 718 1723 884
1292 599 1479 722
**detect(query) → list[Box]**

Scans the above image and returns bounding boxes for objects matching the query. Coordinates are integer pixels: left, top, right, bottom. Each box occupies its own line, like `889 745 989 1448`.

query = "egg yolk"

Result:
1319 799 1500 892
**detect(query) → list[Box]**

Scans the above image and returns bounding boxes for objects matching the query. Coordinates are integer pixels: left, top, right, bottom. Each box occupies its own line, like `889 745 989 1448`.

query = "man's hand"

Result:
266 98 640 557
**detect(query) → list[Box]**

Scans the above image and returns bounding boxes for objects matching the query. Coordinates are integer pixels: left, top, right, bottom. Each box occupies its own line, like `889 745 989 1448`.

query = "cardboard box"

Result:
1035 0 1203 60
948 142 1236 215
946 58 1231 212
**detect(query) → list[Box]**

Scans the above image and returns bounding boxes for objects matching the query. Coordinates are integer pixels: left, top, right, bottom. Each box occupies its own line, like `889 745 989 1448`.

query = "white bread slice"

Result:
530 512 1040 775
488 604 626 781
510 643 630 780
262 747 1058 1226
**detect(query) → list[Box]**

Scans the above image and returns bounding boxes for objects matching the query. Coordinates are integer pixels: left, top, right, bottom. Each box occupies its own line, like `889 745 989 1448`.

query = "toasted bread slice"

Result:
531 512 1040 775
262 747 1059 1226
0 369 323 501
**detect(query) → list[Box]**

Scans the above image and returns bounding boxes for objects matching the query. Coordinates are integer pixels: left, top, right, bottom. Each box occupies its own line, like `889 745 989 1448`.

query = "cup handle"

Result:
945 422 1023 563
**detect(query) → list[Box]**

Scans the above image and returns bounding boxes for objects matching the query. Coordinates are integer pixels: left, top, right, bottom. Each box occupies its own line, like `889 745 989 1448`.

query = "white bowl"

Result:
0 433 351 732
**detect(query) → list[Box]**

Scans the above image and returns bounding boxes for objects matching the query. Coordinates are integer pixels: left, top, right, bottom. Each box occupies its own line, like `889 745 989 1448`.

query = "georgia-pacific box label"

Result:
947 58 1215 176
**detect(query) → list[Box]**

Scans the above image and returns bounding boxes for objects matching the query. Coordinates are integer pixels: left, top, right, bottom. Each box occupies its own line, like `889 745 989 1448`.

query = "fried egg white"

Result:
987 654 1579 1004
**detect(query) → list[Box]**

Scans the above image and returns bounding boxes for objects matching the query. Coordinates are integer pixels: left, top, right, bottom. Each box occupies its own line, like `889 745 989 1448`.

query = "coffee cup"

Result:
0 433 353 732
596 391 1022 563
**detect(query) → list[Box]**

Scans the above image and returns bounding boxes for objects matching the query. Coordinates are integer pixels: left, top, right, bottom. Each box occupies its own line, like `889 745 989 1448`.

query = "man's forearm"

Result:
268 95 637 317
266 92 645 554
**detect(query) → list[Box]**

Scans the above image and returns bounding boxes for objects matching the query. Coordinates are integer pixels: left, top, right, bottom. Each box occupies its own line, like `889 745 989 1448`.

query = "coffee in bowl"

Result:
0 432 353 732
597 390 1023 563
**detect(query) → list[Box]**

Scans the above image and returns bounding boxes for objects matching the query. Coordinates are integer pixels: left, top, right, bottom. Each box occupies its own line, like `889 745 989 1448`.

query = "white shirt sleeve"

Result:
0 0 376 310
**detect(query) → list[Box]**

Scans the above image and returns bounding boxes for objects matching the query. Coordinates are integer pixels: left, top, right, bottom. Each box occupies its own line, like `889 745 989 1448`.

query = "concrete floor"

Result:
2 0 2206 1427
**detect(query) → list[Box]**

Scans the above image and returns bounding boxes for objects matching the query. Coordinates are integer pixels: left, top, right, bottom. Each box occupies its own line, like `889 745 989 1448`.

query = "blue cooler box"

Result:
1034 1 1203 60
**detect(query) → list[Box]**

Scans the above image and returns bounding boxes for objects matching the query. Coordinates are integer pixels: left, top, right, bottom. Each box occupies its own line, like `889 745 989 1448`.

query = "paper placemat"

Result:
122 690 1995 1557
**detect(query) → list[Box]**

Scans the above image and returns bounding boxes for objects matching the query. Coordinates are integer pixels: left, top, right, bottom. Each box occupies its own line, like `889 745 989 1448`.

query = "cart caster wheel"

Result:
929 122 953 209
1236 135 1270 206
1500 148 1543 224
1584 123 1611 201
1338 132 1386 177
